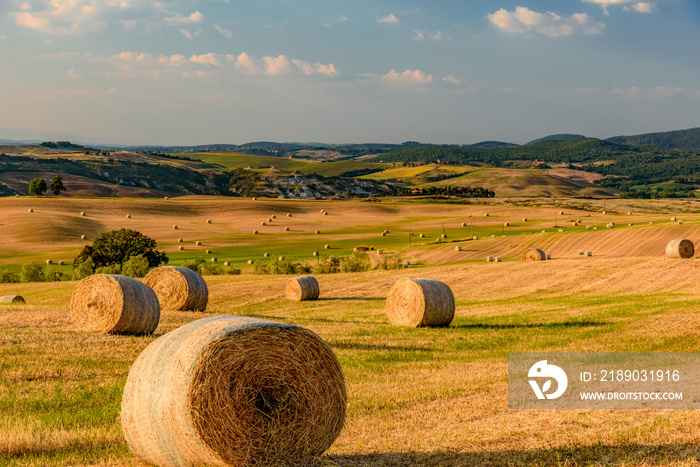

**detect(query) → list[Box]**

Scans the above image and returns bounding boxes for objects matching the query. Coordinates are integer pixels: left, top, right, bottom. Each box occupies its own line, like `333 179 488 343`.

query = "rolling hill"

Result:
606 127 700 151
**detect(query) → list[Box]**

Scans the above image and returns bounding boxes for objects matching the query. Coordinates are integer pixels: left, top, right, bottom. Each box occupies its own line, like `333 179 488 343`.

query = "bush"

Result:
0 271 20 283
377 253 404 270
44 265 68 282
312 256 341 274
253 259 311 275
200 263 241 276
72 257 95 280
121 255 150 278
183 258 206 274
73 229 168 269
20 262 45 282
341 252 372 273
95 264 122 275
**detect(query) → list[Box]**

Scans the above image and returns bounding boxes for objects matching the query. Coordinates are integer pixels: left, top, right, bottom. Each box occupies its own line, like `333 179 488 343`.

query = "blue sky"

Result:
0 0 698 145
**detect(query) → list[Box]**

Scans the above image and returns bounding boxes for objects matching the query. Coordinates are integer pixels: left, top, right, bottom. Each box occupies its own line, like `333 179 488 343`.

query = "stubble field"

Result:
0 195 698 466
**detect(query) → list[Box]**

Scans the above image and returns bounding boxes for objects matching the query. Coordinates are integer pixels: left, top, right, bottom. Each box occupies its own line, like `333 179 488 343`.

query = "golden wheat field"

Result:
0 195 699 466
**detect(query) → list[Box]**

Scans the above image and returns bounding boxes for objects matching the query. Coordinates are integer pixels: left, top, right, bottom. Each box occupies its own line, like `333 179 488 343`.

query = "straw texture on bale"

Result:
523 218 527 222
285 227 290 231
247 260 253 265
385 278 455 327
473 236 478 240
278 256 285 261
80 211 86 216
271 215 276 219
419 234 425 238
666 239 694 259
312 251 318 256
178 246 184 251
122 316 346 467
196 241 202 246
381 232 387 236
679 220 684 225
224 262 230 266
207 219 212 224
0 295 25 304
261 221 266 226
206 249 212 254
70 274 159 334
455 246 462 251
264 253 270 257
495 257 502 262
324 244 330 249
461 222 467 227
287 213 292 217
441 234 447 239
545 253 551 260
671 217 677 222
487 256 493 262
323 212 328 216
126 214 131 219
286 275 320 301
522 248 546 262
484 213 489 217
253 230 259 235
578 250 584 255
504 222 509 227
58 260 65 266
315 230 320 234
144 266 208 312
81 234 87 240
211 257 217 262
586 251 592 257
46 259 52 265
178 238 184 243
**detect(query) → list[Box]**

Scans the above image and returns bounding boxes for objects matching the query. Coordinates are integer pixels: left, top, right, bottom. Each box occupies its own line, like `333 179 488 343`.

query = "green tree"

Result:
20 262 45 282
49 175 66 196
28 178 47 196
73 229 168 270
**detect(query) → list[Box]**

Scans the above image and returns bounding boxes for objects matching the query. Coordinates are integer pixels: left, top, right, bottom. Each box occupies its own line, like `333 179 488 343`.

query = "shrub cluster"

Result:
182 258 241 276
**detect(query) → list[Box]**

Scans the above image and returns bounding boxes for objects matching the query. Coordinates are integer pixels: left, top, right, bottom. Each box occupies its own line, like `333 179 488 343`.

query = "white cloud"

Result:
164 11 204 26
378 14 399 24
583 0 655 15
624 2 655 13
189 53 221 67
180 28 201 40
487 7 605 37
233 52 261 74
430 31 442 40
291 59 340 77
443 76 464 85
381 69 433 84
611 86 700 99
213 24 233 39
262 55 290 75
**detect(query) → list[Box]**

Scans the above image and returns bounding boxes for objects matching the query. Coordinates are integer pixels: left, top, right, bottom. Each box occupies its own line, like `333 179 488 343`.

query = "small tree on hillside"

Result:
50 175 66 196
28 178 47 196
73 228 168 270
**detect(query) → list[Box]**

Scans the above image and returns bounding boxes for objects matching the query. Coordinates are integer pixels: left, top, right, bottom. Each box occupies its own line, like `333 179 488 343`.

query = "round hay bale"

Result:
629 223 633 226
558 229 564 232
278 256 285 261
126 214 131 219
178 246 184 251
573 222 579 226
144 266 208 311
253 230 259 235
462 222 467 227
403 260 411 267
522 218 528 222
586 225 591 230
586 251 592 257
206 249 212 254
286 275 320 301
178 238 183 243
666 239 694 259
252 196 257 200
70 274 159 334
671 217 677 222
484 213 489 217
207 219 212 224
164 196 169 200
593 227 598 230
287 213 292 217
80 211 86 216
495 257 502 262
522 248 546 262
246 260 253 265
324 244 330 249
504 222 510 227
261 221 267 226
121 316 346 467
606 223 614 228
377 249 383 254
487 256 493 262
211 257 217 262
385 278 454 327
436 238 442 243
196 241 202 246
545 253 551 260
58 260 65 266
271 215 277 219
0 295 25 304
264 253 270 257
315 230 321 234
455 246 462 252
383 230 389 234
285 227 290 231
267 218 273 223
323 211 328 216
559 211 565 215
419 234 425 238
602 211 607 215
14 194 19 198
224 261 230 266
441 233 447 239
28 208 33 213
628 211 632 215
312 251 319 256
679 220 684 225
320 209 325 213
81 234 87 240
578 250 584 255
542 230 546 233
473 236 478 240
381 232 387 236
46 259 52 265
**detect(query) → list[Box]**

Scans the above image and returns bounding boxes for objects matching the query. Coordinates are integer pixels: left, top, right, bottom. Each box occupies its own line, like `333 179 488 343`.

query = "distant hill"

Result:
468 141 519 149
606 127 700 151
527 134 585 144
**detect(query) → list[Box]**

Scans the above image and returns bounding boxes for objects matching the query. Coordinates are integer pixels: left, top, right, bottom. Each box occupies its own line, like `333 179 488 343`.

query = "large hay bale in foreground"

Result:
121 316 346 467
385 278 455 327
70 274 159 334
144 266 208 311
286 275 320 301
666 239 694 259
522 248 546 262
0 295 25 304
